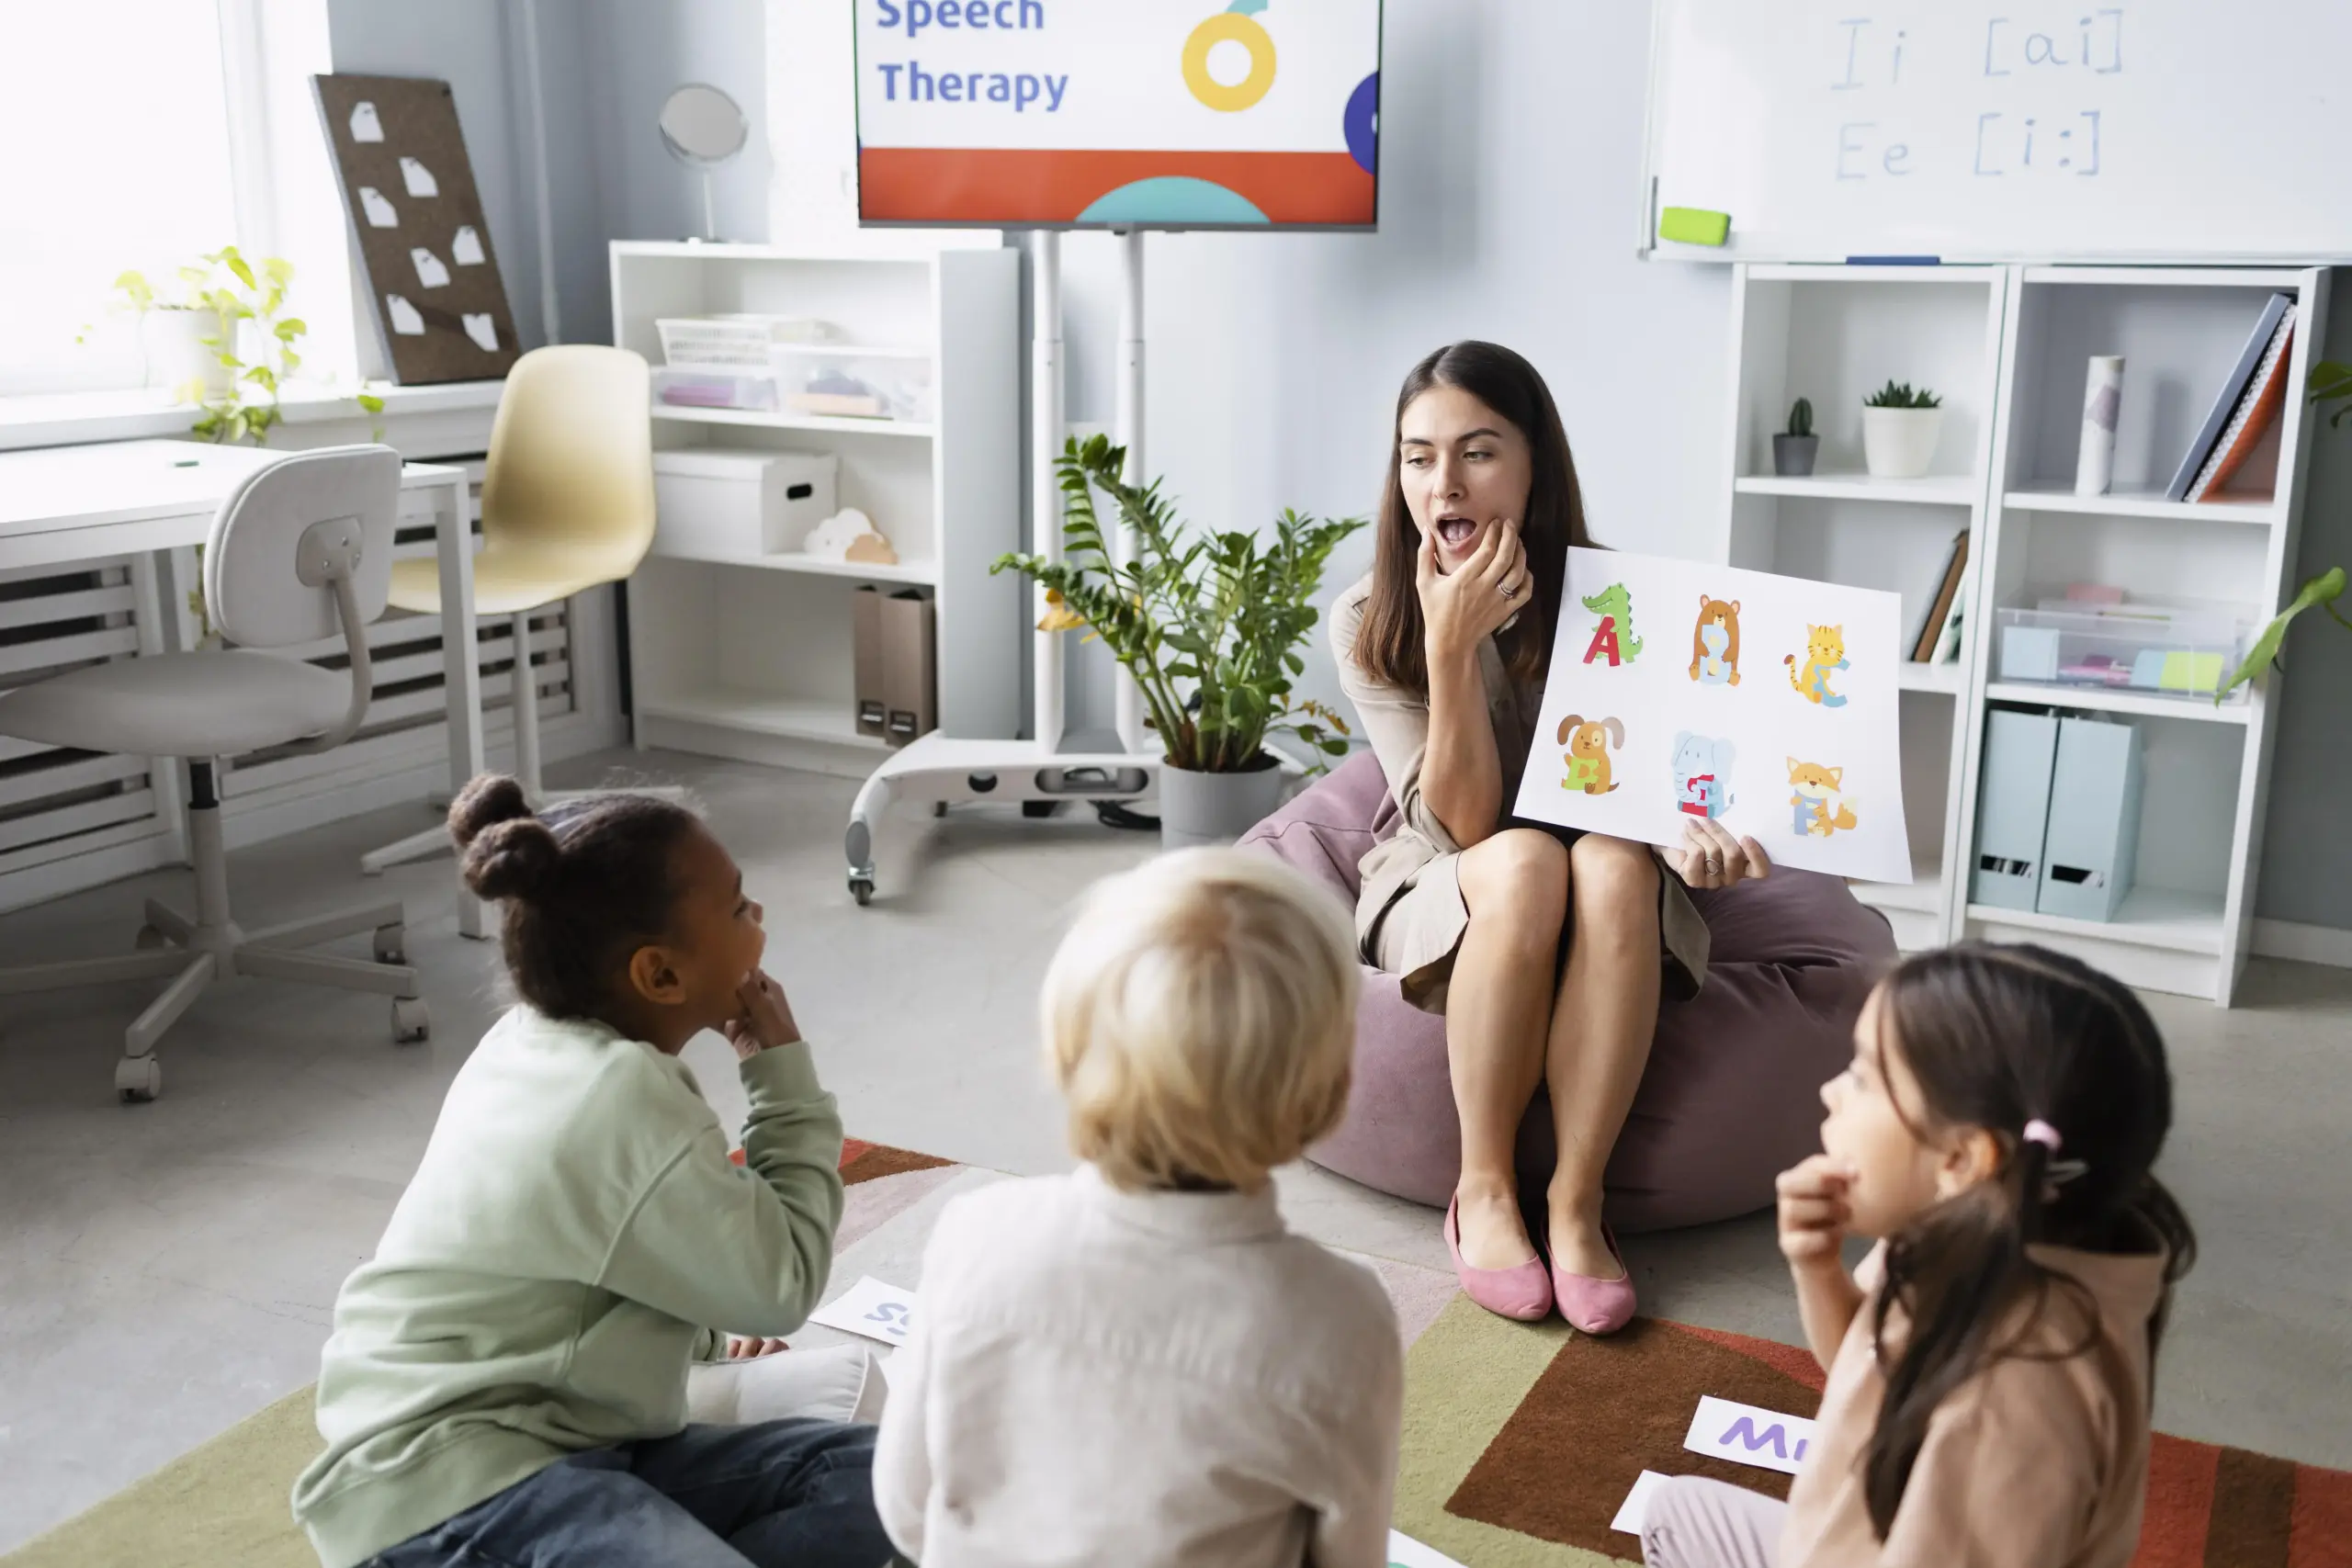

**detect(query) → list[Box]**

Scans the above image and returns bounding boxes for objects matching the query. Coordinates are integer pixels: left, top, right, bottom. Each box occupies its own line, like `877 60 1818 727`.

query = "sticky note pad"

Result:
1659 207 1731 246
2158 650 2223 693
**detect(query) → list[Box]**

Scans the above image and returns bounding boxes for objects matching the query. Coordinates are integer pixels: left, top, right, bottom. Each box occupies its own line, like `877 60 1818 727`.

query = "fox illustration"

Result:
1787 758 1858 838
1784 624 1849 708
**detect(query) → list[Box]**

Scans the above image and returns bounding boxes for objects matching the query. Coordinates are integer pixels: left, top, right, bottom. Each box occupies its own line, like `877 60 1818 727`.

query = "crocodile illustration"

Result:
1580 581 1642 665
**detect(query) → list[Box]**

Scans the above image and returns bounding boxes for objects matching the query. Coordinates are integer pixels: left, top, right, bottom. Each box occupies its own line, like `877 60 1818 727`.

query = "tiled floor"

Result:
2 748 2347 1549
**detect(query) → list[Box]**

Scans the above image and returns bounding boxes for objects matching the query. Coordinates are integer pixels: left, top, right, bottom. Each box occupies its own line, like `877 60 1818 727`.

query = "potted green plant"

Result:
1773 397 1818 477
1861 379 1944 479
993 435 1365 848
97 247 322 444
2216 359 2352 702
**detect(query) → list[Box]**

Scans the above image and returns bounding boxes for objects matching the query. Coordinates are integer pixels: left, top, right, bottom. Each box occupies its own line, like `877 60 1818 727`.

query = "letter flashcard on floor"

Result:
1513 548 1912 884
1681 1395 1819 1477
1385 1530 1470 1568
1610 1470 1676 1535
806 1275 918 1347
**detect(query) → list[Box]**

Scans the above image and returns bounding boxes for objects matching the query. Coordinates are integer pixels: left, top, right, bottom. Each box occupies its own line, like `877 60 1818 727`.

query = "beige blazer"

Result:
1328 574 1708 1011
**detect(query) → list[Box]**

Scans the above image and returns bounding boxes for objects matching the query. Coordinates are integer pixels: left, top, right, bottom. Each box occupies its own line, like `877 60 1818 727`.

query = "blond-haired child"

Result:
872 848 1404 1568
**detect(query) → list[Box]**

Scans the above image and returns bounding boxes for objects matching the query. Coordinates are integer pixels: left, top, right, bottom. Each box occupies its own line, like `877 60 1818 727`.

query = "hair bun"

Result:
448 775 557 902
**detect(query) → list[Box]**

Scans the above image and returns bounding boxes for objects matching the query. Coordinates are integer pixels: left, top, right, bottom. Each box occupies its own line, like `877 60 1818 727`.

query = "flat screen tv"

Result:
854 0 1382 230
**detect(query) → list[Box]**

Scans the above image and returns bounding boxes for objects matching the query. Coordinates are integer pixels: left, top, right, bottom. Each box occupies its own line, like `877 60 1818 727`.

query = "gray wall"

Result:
325 0 768 355
330 0 2349 937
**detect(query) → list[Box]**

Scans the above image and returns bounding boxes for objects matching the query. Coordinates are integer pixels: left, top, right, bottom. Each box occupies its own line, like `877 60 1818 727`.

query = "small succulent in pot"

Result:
1861 380 1945 479
1773 396 1819 477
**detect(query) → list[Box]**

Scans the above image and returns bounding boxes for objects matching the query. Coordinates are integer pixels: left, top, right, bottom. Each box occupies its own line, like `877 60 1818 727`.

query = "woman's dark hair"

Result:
447 774 704 1023
1861 941 2196 1539
1352 341 1594 698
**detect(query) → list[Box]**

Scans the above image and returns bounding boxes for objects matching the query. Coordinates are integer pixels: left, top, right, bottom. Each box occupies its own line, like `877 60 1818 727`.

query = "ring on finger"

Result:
1499 581 1520 599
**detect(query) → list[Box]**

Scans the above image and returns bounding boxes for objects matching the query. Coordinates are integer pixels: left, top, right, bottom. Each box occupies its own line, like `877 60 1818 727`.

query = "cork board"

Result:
311 73 521 385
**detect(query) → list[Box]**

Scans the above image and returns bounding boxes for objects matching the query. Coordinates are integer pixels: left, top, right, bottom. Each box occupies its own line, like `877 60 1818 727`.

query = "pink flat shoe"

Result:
1445 1196 1554 1322
1551 1223 1636 1336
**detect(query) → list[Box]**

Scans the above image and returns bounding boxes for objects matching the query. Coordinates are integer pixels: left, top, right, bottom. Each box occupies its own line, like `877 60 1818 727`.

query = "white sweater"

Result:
872 1166 1404 1568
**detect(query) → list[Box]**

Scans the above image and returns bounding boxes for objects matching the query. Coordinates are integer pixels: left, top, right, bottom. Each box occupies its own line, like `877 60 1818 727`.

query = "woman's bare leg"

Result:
1544 834 1663 1280
1448 829 1570 1269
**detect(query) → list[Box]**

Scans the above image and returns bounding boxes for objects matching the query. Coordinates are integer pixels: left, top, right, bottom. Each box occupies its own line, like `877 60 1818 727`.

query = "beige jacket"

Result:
1783 1240 2173 1567
1328 574 1707 1004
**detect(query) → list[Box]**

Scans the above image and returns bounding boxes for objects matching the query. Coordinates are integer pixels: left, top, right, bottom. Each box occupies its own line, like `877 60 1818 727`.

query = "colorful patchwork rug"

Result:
1395 1296 2352 1568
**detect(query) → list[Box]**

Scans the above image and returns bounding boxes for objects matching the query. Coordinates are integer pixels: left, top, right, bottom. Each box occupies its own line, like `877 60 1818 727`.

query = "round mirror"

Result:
658 84 749 166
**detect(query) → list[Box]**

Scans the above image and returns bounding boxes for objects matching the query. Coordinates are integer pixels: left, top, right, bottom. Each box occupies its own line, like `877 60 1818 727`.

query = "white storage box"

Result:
651 450 839 558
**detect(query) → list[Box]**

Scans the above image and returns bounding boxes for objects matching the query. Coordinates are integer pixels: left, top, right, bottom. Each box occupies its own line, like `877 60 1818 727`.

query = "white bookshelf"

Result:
1953 265 2331 1004
610 243 1023 779
1713 264 2009 954
1714 263 2329 1002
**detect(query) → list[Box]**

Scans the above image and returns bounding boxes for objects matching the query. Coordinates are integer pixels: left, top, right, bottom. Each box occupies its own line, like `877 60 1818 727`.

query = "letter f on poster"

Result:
1511 548 1913 885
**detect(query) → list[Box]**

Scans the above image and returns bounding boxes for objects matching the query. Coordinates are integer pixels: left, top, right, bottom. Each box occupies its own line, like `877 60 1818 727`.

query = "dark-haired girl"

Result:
1641 942 2196 1567
291 778 888 1568
1334 341 1762 1333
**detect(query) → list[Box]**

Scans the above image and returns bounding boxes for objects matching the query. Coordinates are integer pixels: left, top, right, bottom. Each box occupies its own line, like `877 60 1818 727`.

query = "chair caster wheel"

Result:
392 998 431 1043
373 924 407 965
134 925 167 952
116 1055 162 1102
933 800 948 818
849 876 875 908
1022 800 1061 819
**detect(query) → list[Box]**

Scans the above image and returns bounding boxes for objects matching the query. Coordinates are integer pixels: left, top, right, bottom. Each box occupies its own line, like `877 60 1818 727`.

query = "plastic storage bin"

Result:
655 315 835 368
653 367 777 412
770 344 934 423
1995 601 2250 704
650 450 839 558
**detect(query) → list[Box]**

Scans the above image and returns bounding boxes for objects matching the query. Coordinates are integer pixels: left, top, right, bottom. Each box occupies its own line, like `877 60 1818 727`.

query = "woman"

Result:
1330 341 1770 1334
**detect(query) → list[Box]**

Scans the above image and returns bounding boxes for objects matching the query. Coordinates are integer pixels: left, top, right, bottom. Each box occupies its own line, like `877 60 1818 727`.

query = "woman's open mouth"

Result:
1435 514 1478 549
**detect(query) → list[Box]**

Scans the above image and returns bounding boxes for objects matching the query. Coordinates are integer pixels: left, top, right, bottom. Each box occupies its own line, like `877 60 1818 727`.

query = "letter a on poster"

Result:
1512 548 1912 885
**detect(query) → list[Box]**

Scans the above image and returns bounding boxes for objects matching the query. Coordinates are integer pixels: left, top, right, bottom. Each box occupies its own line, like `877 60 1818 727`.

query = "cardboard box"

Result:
879 591 935 748
650 450 838 558
852 586 887 740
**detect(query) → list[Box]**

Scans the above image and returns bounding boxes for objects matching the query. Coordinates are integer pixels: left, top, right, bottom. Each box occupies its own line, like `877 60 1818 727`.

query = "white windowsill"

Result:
0 381 506 453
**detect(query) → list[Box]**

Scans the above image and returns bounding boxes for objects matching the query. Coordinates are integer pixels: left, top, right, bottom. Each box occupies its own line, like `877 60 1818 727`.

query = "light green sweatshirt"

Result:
290 1006 844 1568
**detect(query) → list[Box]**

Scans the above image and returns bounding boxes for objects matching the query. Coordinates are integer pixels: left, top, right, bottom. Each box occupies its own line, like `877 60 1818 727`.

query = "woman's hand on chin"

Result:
1417 517 1526 662
1664 816 1771 890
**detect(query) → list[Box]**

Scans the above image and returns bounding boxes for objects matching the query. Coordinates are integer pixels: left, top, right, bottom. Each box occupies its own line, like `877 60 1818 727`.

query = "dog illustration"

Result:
1784 623 1849 708
1787 758 1859 837
1688 594 1743 686
1557 714 1623 795
1671 731 1736 819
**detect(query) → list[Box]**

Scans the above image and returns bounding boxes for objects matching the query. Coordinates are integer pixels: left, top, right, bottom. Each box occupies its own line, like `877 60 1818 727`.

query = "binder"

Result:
2035 716 2143 922
852 586 888 739
1970 709 2060 910
880 590 936 748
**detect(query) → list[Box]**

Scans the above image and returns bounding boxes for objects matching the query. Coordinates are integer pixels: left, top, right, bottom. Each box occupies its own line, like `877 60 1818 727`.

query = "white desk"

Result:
0 439 491 937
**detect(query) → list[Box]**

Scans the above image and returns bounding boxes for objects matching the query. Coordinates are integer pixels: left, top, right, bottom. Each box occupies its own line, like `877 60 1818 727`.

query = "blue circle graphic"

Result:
1077 176 1270 226
1344 72 1378 175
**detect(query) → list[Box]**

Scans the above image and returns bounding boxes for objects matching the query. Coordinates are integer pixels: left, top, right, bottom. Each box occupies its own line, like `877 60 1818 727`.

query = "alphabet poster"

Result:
311 73 521 384
1511 547 1912 884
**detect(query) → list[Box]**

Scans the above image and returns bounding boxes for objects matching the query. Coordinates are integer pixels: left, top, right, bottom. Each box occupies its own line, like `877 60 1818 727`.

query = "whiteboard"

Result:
1641 0 2352 263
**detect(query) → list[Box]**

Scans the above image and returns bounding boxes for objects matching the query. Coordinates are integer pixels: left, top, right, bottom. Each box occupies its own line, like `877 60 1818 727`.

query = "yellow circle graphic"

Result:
1182 13 1276 113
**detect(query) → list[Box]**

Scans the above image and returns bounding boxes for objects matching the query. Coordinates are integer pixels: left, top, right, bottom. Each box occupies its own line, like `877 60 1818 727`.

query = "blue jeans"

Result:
368 1418 894 1568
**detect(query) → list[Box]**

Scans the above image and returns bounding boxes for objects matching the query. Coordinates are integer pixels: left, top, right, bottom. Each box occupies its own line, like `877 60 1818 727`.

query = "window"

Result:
0 2 240 397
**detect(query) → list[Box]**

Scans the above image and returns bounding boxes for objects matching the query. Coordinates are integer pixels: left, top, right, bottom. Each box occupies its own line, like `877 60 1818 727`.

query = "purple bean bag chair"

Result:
1240 752 1896 1233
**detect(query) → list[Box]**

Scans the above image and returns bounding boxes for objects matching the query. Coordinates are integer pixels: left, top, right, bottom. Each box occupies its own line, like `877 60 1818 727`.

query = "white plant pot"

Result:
1861 407 1943 479
1158 757 1287 851
142 309 231 401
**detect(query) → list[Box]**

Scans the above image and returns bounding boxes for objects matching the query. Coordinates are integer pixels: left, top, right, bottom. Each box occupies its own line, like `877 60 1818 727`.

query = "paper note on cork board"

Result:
312 73 521 385
1510 547 1913 884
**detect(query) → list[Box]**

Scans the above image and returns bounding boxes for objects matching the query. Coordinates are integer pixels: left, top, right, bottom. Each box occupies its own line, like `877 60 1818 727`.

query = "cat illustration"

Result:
1786 758 1859 838
1688 595 1742 686
1784 624 1849 708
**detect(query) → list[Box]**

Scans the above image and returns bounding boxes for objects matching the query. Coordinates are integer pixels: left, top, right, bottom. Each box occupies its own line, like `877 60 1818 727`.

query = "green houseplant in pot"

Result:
1861 378 1943 479
992 435 1366 848
96 248 343 444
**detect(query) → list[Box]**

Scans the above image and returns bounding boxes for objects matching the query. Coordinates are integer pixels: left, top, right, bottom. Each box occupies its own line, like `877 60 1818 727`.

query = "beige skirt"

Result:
1361 834 1708 1015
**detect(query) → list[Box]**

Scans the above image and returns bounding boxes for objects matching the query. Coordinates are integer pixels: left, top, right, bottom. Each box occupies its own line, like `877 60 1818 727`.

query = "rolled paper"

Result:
2076 355 2125 496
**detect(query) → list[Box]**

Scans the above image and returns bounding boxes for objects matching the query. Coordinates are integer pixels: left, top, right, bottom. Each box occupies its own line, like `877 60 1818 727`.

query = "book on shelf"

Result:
2163 291 2293 502
1931 578 1967 666
1911 528 1970 661
2188 307 2297 502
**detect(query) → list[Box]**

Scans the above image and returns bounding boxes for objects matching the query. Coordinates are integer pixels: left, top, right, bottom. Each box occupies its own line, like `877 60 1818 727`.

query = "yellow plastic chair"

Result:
361 345 670 875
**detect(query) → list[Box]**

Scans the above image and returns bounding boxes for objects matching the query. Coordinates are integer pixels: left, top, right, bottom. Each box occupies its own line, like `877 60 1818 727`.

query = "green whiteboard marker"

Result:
1659 207 1731 247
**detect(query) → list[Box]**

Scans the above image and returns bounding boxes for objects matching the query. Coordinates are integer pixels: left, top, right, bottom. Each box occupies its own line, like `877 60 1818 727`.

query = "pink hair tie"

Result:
2022 1119 2064 1154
